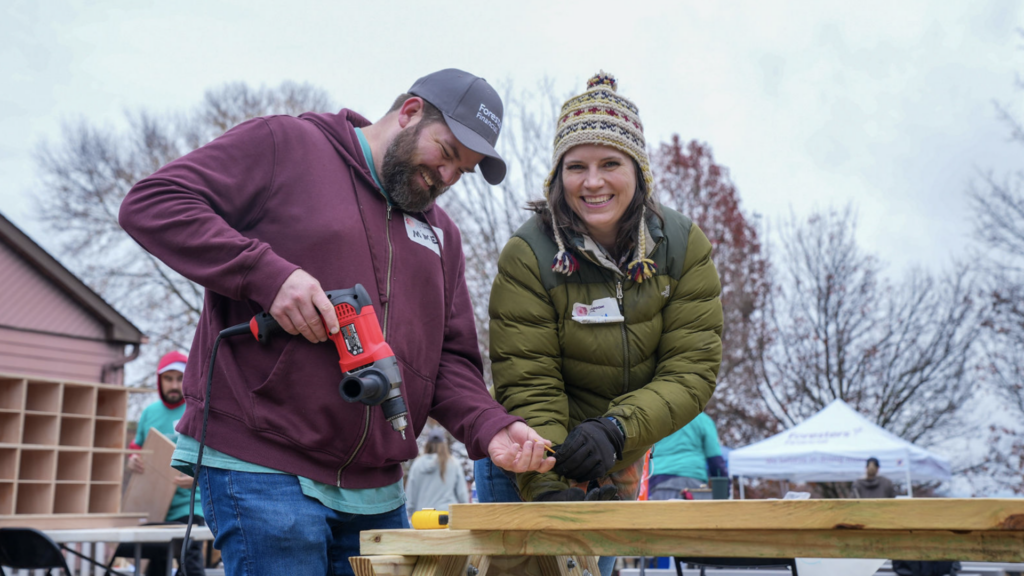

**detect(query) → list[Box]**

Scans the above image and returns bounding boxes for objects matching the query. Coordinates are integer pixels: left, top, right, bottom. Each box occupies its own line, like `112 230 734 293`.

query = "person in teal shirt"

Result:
126 351 205 576
648 412 727 499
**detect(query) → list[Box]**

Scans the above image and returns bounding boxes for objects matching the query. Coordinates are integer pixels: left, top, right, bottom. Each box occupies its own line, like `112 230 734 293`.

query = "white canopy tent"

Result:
728 400 951 497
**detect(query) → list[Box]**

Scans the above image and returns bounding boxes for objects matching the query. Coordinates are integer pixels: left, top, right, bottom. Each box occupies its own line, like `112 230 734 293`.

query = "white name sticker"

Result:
404 215 444 257
571 297 625 324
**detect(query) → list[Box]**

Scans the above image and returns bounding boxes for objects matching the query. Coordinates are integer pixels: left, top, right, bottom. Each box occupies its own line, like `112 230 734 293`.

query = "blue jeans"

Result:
473 458 615 576
198 466 409 576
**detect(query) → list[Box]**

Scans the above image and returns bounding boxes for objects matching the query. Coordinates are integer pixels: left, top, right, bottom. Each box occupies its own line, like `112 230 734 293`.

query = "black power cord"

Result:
180 322 250 576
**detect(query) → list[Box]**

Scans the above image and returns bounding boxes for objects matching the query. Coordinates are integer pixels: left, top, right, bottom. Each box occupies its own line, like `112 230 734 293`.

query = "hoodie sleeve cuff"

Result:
466 407 524 461
240 246 302 310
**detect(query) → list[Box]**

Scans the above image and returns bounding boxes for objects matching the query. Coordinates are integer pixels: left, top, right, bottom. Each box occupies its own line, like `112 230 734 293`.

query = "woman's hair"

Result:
527 157 662 261
424 434 452 480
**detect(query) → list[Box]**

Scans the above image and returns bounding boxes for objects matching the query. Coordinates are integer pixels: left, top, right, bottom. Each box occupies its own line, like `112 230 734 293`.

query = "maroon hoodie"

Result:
119 109 520 488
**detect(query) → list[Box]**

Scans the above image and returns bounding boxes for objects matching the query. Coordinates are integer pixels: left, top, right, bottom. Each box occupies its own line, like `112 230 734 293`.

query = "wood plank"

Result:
448 500 1024 532
120 428 177 523
349 555 418 576
0 512 146 529
360 529 1024 562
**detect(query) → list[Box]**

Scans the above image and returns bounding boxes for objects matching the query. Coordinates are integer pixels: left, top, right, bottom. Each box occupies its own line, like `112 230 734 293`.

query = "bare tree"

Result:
438 79 564 383
759 207 981 450
654 137 777 447
34 81 333 389
967 87 1024 493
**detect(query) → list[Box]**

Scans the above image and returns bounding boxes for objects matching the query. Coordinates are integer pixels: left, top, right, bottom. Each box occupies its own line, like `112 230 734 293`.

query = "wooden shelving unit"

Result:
0 373 133 527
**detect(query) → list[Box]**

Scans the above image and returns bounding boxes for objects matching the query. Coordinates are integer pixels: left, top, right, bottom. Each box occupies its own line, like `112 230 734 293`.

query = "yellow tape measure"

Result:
410 508 449 530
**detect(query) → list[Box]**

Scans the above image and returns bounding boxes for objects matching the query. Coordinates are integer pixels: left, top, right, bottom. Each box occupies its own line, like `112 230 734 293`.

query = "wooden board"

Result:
0 512 146 529
448 500 1024 532
121 428 178 523
360 528 1024 562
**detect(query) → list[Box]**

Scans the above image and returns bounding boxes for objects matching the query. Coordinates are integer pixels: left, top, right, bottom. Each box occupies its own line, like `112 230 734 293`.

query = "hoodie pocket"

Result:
250 339 363 456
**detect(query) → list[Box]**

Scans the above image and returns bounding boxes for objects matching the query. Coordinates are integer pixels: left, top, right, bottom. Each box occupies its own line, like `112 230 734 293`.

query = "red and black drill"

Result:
247 283 409 438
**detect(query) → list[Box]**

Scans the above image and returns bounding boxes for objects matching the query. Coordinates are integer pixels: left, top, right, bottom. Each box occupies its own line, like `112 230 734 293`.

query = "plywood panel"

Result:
0 482 12 514
449 500 1024 532
88 483 120 513
94 418 126 448
0 512 146 529
121 429 177 524
0 448 15 480
96 388 127 419
62 384 96 415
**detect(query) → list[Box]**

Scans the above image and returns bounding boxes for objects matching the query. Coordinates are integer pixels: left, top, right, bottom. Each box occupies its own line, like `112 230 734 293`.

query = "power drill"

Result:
248 283 409 438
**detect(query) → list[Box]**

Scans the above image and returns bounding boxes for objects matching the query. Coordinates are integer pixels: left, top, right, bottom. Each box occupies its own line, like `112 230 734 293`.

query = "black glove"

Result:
552 418 624 482
584 482 620 501
533 487 587 501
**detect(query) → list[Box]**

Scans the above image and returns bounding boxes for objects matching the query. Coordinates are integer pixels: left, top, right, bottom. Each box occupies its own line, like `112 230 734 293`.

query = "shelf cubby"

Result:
22 413 58 446
0 448 16 480
61 384 96 416
90 452 122 483
0 378 25 410
96 388 127 419
53 482 88 514
59 415 93 447
0 411 21 444
0 372 130 520
93 419 126 449
0 482 13 515
57 450 89 482
88 482 119 513
16 482 53 514
25 381 61 413
19 449 56 481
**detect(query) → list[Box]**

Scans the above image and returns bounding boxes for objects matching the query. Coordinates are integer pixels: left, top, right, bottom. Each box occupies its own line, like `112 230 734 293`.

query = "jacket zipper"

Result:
337 204 394 486
617 279 629 395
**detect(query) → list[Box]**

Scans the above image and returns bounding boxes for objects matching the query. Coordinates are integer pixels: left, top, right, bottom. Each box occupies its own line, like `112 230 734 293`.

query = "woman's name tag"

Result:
571 297 625 324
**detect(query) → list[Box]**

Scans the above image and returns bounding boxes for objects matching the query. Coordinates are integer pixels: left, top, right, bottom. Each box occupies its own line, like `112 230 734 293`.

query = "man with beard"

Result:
126 351 206 576
118 69 554 576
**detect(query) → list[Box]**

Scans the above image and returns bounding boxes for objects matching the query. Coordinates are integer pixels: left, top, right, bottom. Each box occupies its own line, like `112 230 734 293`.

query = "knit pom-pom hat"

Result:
544 71 657 282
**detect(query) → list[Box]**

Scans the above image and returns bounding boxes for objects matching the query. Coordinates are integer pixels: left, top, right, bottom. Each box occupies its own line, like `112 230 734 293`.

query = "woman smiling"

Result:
475 73 724 575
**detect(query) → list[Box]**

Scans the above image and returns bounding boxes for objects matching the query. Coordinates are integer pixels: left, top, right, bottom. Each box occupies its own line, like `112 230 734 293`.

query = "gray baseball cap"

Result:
409 69 507 185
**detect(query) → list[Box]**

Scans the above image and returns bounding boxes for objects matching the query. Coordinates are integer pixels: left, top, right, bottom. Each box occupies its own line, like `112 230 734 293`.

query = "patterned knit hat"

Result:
544 71 657 282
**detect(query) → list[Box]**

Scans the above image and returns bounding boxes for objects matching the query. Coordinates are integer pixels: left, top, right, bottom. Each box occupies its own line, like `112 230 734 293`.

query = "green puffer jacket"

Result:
489 206 723 501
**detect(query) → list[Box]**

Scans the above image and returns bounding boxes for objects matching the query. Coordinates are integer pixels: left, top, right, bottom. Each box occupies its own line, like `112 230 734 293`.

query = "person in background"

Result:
126 351 205 576
852 457 897 498
405 427 469 517
476 71 723 576
647 411 727 500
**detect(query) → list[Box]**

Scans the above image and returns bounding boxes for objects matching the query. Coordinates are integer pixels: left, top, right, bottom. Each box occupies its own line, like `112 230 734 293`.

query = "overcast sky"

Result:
2 0 1021 276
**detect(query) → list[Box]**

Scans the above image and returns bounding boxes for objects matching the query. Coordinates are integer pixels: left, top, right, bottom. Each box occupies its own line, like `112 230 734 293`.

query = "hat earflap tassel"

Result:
549 204 578 276
626 208 656 283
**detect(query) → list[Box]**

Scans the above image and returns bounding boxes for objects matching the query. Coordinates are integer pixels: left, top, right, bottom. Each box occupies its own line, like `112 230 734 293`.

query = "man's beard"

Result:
380 122 449 213
163 390 182 403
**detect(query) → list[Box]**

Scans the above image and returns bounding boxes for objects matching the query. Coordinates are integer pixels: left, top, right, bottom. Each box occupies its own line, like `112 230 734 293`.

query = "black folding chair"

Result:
674 556 799 576
0 527 130 576
0 527 73 576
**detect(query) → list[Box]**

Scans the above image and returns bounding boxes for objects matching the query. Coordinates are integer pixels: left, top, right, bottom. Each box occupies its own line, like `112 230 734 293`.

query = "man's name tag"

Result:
404 215 444 256
571 297 624 324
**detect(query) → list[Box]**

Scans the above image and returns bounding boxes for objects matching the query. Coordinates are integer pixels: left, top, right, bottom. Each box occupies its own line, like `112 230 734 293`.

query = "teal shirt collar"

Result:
354 127 391 204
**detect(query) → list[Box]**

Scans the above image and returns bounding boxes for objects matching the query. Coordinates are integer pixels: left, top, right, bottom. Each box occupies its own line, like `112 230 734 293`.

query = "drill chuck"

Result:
339 355 408 438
